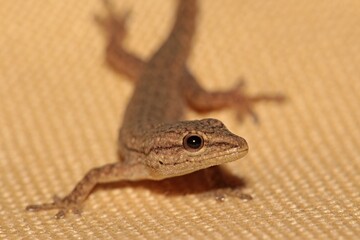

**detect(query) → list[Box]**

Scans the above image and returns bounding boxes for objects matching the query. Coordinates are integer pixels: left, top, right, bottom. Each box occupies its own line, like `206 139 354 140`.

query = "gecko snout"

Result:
233 135 249 157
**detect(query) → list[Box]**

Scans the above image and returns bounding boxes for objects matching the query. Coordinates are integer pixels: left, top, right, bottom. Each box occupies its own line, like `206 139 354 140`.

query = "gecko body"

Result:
27 0 282 218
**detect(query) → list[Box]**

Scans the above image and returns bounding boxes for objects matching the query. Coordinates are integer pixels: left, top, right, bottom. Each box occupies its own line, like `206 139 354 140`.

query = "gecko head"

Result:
144 118 248 179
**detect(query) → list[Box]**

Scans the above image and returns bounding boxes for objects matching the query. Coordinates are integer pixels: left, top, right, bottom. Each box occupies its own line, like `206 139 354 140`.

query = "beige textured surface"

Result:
1 0 359 239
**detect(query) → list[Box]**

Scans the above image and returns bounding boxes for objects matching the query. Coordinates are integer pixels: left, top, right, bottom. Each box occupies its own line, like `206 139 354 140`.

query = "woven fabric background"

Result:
1 0 359 239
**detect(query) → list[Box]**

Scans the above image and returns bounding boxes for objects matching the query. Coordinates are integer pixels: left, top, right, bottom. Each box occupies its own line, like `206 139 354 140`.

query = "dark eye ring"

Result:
183 134 204 152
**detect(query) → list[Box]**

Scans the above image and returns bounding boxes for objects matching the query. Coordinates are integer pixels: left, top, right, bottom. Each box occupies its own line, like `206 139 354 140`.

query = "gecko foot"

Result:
229 78 286 122
95 0 131 44
213 188 253 202
198 188 253 202
26 195 83 219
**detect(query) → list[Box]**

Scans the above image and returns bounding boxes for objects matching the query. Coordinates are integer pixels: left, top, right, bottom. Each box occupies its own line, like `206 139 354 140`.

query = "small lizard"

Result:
26 0 283 219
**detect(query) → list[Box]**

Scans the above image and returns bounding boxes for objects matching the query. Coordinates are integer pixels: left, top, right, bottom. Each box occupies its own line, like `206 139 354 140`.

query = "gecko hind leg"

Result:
95 0 145 80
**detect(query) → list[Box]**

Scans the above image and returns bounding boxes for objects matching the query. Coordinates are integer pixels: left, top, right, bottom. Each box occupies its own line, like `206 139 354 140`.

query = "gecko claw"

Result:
55 210 66 219
54 206 82 219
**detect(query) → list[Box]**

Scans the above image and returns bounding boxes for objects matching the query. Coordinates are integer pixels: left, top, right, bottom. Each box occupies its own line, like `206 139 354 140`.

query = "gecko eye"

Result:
183 134 204 152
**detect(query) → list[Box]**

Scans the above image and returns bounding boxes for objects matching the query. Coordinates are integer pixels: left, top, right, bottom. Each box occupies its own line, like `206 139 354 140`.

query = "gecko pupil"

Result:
183 134 204 151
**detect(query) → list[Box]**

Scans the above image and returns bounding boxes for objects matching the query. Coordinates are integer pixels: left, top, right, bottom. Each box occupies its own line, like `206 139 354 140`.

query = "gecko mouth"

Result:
159 148 248 167
152 148 248 179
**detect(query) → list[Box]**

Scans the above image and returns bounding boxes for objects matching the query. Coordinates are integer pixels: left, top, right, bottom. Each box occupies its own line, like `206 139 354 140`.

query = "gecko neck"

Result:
121 0 198 134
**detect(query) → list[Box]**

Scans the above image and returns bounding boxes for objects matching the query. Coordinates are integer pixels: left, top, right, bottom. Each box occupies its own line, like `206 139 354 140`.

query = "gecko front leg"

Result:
182 70 285 122
26 162 148 218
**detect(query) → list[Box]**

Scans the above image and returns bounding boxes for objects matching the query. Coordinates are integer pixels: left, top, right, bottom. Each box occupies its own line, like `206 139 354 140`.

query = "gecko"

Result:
26 0 283 219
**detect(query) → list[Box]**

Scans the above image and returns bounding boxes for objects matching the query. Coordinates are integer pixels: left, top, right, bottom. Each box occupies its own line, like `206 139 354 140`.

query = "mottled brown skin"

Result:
26 0 283 219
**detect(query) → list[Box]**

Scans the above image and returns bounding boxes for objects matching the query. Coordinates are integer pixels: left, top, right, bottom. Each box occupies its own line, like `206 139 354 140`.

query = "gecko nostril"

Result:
159 161 164 165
